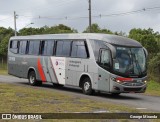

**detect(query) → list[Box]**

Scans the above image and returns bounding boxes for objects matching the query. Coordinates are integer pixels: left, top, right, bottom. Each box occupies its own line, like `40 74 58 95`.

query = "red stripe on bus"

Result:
37 58 46 82
50 58 59 84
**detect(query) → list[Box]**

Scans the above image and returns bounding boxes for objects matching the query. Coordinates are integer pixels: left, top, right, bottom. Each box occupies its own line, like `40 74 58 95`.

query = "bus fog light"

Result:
144 80 147 83
113 86 120 91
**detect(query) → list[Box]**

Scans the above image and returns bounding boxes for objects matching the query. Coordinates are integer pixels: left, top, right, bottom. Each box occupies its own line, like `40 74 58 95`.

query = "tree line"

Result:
0 23 159 82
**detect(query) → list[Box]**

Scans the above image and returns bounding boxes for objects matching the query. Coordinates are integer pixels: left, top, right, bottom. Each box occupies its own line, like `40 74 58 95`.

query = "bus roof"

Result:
10 33 142 47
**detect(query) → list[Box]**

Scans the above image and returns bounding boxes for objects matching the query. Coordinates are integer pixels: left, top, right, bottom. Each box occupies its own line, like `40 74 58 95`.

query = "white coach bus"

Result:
8 33 148 95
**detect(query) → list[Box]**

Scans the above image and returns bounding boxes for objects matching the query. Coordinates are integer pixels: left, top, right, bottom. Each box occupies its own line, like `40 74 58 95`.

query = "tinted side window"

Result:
41 40 55 56
19 41 27 54
56 41 63 56
71 41 88 58
63 41 71 56
90 40 108 61
10 40 18 49
98 49 111 70
47 40 54 55
56 40 71 57
28 41 40 55
28 41 34 55
10 40 19 53
33 41 40 55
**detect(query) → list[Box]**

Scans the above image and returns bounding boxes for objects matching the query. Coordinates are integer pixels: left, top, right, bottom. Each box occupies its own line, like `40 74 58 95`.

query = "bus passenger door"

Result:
98 69 110 92
97 49 111 92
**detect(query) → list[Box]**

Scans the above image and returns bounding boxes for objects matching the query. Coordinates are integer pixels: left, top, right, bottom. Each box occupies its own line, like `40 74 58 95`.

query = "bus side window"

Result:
19 41 27 54
33 41 40 55
10 40 19 54
98 49 111 70
62 41 71 56
56 40 71 57
28 41 34 55
41 41 46 55
47 40 55 56
10 41 13 48
71 40 88 58
26 41 29 54
41 40 55 56
28 40 40 55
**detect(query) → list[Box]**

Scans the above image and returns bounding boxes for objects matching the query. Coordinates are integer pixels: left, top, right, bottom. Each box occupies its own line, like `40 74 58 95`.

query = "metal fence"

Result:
0 57 7 70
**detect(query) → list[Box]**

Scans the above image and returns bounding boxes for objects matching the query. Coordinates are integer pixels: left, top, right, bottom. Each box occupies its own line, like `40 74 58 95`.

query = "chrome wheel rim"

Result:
30 75 35 84
84 82 90 91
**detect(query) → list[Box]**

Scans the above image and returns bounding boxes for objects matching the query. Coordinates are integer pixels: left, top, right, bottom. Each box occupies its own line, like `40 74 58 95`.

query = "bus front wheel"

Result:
82 77 93 95
28 71 42 86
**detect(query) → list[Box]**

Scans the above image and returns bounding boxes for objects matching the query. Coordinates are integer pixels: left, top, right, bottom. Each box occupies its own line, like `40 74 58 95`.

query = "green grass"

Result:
0 83 159 122
145 80 160 96
0 62 7 69
0 69 7 75
0 83 144 114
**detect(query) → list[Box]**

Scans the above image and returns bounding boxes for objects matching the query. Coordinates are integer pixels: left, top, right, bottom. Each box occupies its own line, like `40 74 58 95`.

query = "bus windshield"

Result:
113 46 147 77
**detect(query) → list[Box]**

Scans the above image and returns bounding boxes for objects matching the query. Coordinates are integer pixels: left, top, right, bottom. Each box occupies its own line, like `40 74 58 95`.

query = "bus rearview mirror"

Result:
143 47 148 58
105 43 116 59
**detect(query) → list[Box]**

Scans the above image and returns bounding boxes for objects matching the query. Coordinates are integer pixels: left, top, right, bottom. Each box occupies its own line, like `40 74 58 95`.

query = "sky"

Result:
0 0 160 33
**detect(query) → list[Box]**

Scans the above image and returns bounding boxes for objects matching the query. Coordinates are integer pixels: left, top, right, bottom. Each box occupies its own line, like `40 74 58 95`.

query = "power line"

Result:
0 0 77 14
16 6 160 21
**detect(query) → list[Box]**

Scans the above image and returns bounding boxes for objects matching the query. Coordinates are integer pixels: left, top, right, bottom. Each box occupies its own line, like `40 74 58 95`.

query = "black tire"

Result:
82 77 93 95
28 71 42 86
53 83 64 88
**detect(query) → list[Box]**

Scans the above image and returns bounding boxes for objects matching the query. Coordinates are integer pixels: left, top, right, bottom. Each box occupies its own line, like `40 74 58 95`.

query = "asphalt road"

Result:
0 75 160 112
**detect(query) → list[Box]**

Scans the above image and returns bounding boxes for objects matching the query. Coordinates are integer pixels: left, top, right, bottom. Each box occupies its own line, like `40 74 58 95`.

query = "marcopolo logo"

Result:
55 60 64 66
56 61 58 66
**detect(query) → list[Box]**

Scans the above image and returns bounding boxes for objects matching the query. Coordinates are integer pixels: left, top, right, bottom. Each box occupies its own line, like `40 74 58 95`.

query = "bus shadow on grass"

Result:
19 82 142 100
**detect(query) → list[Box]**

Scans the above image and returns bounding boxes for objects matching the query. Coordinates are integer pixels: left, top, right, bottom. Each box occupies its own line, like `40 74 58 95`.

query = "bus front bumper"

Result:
111 82 147 93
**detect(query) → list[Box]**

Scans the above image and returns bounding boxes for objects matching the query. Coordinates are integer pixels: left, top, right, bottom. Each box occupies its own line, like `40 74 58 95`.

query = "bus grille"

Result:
123 82 143 86
124 88 142 92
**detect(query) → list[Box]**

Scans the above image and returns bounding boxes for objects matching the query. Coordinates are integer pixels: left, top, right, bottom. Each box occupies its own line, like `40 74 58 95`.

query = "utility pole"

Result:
88 0 91 33
14 11 17 36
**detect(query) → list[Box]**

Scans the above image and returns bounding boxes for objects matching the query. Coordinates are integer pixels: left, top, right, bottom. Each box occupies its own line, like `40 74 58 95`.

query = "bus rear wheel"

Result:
28 71 42 86
82 77 93 95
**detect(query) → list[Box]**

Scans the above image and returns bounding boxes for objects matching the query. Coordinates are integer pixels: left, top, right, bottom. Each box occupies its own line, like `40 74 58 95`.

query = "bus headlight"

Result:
116 80 121 83
111 77 123 84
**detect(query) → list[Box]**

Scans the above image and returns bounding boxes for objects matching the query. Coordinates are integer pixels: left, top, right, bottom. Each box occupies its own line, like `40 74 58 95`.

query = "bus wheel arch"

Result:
28 68 42 86
79 74 94 95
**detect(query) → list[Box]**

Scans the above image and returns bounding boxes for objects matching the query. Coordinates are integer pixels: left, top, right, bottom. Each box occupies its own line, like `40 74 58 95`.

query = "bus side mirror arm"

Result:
105 43 116 59
143 47 148 58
